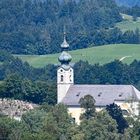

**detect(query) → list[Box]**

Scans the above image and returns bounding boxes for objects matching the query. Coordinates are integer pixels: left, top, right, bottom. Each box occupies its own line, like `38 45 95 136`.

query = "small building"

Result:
57 33 140 124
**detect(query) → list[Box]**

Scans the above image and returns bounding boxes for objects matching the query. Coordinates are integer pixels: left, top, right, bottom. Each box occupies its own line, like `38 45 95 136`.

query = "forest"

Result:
0 94 140 140
1 0 139 55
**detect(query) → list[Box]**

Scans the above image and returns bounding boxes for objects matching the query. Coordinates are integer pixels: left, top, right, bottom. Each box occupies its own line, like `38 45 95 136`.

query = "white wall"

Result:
68 102 139 124
57 84 71 103
115 100 139 116
68 106 104 124
57 67 74 103
68 107 84 125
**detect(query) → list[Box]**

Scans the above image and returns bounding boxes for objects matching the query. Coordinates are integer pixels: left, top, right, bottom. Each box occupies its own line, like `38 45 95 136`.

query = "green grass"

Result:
116 13 140 32
15 44 140 68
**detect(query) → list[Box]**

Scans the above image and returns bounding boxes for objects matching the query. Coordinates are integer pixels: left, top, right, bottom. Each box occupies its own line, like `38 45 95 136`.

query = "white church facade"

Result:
57 33 140 124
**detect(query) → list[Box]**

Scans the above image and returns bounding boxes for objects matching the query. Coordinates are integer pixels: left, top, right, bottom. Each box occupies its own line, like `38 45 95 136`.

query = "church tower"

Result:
57 31 74 103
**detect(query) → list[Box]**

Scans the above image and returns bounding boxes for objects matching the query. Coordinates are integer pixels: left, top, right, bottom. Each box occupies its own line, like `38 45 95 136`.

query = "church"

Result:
57 33 140 124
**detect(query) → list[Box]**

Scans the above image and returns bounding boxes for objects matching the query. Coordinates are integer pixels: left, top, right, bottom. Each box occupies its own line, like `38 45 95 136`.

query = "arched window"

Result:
69 75 72 82
61 75 64 82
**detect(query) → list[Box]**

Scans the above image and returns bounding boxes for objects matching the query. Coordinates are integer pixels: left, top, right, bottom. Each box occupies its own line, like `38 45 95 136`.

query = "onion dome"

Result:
58 51 72 64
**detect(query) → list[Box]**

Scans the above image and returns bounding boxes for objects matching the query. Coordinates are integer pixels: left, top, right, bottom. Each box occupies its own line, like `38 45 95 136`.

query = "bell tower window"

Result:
61 75 64 82
69 75 72 82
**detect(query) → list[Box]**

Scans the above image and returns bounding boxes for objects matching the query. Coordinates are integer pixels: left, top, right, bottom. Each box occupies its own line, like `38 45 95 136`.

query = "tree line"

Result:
1 0 140 55
0 95 140 140
0 0 123 54
74 60 140 90
120 5 140 21
0 51 57 104
0 51 140 105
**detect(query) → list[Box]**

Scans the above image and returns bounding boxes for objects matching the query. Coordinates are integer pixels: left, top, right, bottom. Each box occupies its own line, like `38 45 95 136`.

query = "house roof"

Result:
62 85 140 107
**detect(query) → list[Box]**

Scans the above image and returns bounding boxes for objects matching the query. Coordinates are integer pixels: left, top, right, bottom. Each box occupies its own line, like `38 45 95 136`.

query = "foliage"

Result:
1 0 140 55
0 105 119 140
1 103 140 140
79 95 96 120
22 109 47 133
79 111 120 140
120 5 140 17
0 51 57 104
0 116 27 140
128 117 140 139
0 0 122 54
42 104 75 139
106 103 129 133
0 74 57 104
74 60 140 90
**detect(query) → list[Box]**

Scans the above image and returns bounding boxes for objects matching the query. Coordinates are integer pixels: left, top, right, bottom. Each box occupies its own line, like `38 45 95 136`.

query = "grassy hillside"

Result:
16 44 140 68
116 13 140 32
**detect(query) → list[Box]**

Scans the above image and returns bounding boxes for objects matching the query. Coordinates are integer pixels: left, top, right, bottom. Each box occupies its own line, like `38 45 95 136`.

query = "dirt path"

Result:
119 56 132 61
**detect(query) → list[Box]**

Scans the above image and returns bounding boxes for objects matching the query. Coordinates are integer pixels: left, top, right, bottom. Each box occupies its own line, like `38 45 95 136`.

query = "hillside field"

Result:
116 13 140 32
16 44 140 68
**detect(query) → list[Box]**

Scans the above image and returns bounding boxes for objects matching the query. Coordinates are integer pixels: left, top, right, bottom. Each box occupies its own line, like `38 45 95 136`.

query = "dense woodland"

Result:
0 95 140 140
0 0 140 55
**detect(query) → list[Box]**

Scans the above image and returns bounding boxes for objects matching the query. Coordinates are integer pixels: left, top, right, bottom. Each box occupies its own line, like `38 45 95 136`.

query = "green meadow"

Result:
116 13 140 32
16 44 140 68
10 14 140 68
